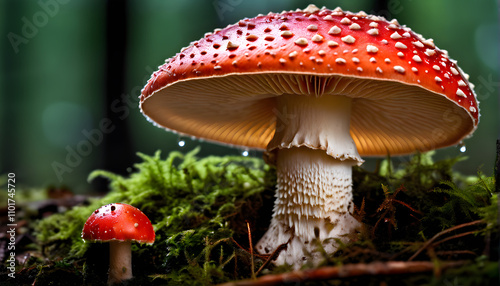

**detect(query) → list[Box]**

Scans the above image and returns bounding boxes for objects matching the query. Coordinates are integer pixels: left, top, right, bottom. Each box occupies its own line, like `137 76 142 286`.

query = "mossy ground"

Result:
1 149 498 285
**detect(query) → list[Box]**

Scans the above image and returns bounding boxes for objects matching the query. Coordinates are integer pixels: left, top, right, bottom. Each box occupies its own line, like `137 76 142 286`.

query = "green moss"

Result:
31 149 498 285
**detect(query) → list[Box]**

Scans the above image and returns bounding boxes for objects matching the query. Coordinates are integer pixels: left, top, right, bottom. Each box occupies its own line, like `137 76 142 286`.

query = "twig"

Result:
431 230 477 248
436 250 477 257
229 229 292 277
217 260 466 286
247 221 255 280
254 238 291 276
408 220 485 261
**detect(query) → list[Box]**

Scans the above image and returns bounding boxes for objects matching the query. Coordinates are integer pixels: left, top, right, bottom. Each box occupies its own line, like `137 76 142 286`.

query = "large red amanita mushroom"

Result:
82 203 155 285
139 5 479 266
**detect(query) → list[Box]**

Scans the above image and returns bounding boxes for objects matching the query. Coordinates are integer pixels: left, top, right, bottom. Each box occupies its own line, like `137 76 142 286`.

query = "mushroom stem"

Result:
108 241 133 285
257 94 363 266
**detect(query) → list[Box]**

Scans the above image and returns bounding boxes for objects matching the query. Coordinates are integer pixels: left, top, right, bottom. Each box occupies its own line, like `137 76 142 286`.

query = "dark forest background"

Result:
1 0 498 193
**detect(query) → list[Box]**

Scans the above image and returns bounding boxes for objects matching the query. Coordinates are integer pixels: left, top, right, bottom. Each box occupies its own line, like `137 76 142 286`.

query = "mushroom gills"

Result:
257 94 362 266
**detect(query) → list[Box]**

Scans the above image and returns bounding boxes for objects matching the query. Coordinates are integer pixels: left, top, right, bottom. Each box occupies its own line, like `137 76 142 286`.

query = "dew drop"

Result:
177 136 187 147
242 150 249 157
459 144 466 153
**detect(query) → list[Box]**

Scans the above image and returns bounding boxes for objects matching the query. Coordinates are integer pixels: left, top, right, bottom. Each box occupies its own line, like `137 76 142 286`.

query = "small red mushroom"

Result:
82 203 155 285
139 5 479 266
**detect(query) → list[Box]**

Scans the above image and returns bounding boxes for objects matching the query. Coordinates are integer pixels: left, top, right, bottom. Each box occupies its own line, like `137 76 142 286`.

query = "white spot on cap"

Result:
214 65 222 70
384 58 391 63
352 57 360 63
381 39 388 44
397 52 404 57
402 32 411 37
246 34 258 41
367 28 379 35
312 34 323 42
412 41 424 48
340 17 351 24
227 41 240 49
425 49 436 57
328 26 341 35
412 67 418 72
370 57 376 63
390 32 402 39
423 39 435 48
394 66 405 73
279 23 289 30
281 31 294 38
435 76 442 82
303 4 320 14
332 10 343 16
134 223 139 228
327 40 339 47
295 38 308 46
357 67 363 72
376 67 383 73
335 58 346 64
341 35 356 44
456 89 467 98
433 65 441 71
395 42 407 49
469 106 477 112
412 55 422 62
349 23 361 30
323 15 334 21
369 22 378 27
388 23 399 29
458 80 466 87
307 24 318 31
366 44 378 53
279 58 286 64
450 67 459 75
368 15 382 21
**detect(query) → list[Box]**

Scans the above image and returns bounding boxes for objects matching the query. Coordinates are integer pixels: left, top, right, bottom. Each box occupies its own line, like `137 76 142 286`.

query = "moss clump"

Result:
30 149 498 285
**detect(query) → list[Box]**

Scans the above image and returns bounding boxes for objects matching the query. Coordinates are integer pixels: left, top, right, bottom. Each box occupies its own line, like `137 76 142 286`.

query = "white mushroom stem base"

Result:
256 94 362 266
108 241 133 285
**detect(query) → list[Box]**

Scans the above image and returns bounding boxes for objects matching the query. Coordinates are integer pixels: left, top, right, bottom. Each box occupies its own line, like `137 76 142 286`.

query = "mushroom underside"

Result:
141 72 475 156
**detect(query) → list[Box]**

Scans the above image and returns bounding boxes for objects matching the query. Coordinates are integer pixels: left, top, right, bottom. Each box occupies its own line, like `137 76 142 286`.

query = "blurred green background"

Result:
1 0 498 193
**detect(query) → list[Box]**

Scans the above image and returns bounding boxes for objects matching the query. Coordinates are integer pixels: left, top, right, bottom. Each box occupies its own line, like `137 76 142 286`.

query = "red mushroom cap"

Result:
82 203 155 244
140 5 479 156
